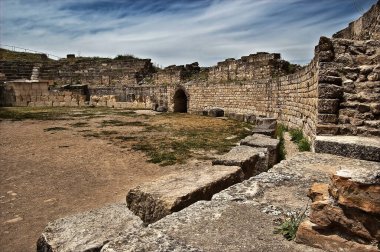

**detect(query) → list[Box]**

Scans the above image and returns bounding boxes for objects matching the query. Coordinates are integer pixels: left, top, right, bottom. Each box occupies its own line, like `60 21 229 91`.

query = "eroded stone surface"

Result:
240 134 279 167
126 165 244 224
315 135 380 162
296 220 378 252
37 203 143 252
212 145 268 178
101 228 202 252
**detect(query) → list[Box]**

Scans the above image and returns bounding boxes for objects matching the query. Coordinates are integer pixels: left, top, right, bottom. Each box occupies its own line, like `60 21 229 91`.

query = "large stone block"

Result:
212 145 268 178
126 165 244 224
37 203 143 252
296 220 378 252
329 168 380 214
315 135 380 162
318 84 343 99
318 99 339 114
240 134 279 167
208 108 224 117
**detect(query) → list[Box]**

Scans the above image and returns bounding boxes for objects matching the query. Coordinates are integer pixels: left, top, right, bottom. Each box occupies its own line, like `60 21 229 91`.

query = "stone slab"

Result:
296 220 378 252
252 127 276 137
315 135 380 162
240 134 280 167
126 165 244 224
37 203 143 252
212 145 268 178
101 228 202 252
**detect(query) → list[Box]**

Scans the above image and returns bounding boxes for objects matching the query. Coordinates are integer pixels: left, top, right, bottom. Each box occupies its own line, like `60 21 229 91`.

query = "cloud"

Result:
0 0 377 66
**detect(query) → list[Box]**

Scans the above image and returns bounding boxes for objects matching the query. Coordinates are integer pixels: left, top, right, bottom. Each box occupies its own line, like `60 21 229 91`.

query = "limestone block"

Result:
315 135 380 162
316 124 339 135
100 228 202 252
329 168 380 214
212 145 268 178
318 76 342 85
295 220 378 252
240 134 279 167
208 108 224 117
126 165 244 224
318 99 339 114
37 203 143 252
318 84 343 99
307 183 329 202
317 114 338 124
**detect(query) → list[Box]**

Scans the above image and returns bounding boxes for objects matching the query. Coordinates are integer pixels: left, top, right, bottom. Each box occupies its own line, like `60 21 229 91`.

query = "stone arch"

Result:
173 87 188 113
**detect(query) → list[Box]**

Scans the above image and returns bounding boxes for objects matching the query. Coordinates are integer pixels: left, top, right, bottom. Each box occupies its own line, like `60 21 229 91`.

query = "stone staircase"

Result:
30 64 42 81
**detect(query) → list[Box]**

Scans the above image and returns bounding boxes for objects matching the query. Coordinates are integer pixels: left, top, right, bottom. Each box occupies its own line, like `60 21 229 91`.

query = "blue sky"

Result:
0 0 377 66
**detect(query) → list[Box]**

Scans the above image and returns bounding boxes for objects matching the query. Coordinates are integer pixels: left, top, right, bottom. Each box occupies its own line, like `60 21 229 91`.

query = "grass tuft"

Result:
274 205 308 241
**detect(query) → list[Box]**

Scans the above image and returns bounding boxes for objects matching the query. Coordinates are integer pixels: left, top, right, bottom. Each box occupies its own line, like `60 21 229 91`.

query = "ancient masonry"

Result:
1 2 380 252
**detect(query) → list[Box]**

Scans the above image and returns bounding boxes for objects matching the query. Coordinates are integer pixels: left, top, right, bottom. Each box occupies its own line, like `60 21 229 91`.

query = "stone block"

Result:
255 117 277 129
126 165 244 224
295 220 378 252
318 99 339 114
316 124 339 135
37 203 143 252
318 84 343 99
212 145 268 178
307 183 329 202
329 168 380 214
318 76 342 85
100 228 202 252
318 114 338 124
208 108 224 117
315 135 380 162
240 134 279 167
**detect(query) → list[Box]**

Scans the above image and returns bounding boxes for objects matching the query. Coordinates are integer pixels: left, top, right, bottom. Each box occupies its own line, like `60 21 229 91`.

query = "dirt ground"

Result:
0 119 177 251
0 107 300 251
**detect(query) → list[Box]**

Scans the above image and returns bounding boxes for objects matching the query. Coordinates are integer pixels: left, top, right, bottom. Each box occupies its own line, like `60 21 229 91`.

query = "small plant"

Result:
274 205 308 241
276 124 287 161
289 128 311 152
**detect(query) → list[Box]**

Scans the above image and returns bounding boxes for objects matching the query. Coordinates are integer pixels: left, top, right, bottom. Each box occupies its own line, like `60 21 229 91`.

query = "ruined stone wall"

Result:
0 61 35 81
0 81 88 107
152 63 201 85
333 1 380 40
166 58 319 141
207 52 294 82
316 37 380 137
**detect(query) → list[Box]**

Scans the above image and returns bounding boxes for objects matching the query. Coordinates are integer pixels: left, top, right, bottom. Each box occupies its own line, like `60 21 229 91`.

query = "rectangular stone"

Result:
126 165 244 224
240 134 279 167
318 84 343 99
318 99 339 114
212 145 268 178
315 135 380 162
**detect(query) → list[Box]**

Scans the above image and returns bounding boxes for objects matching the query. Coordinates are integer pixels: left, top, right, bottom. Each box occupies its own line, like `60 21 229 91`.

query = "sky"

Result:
0 0 377 67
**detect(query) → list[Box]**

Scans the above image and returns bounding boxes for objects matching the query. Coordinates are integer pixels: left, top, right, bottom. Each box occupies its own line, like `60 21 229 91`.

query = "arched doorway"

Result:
173 89 188 113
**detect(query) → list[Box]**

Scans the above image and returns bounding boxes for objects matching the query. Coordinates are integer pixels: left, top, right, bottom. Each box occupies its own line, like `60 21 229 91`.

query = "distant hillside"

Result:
0 48 54 62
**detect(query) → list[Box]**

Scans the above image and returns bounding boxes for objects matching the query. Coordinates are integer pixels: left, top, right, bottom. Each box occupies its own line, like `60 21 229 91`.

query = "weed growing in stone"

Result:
275 205 308 241
275 124 287 161
289 129 311 152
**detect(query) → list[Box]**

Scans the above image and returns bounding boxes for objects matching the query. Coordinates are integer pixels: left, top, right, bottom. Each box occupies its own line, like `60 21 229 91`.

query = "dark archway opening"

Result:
173 89 188 113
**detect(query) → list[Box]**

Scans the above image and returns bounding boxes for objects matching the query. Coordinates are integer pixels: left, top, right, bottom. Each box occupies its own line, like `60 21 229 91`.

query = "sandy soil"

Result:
0 118 174 252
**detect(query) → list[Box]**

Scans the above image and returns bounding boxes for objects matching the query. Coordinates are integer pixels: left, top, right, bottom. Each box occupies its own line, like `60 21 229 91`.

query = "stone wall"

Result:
333 1 380 40
316 37 380 137
0 81 88 107
207 52 297 82
152 62 201 85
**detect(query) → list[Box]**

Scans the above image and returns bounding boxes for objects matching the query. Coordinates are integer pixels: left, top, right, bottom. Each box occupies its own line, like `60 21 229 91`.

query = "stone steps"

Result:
315 135 380 162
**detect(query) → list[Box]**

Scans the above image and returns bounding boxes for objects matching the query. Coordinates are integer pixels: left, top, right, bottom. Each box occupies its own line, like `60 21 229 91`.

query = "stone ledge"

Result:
37 203 143 252
240 134 279 167
126 165 244 224
315 135 380 162
212 145 268 178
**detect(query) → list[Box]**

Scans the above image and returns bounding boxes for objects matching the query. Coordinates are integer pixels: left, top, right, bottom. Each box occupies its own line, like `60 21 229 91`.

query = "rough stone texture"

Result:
251 127 276 137
126 165 244 224
240 134 279 167
148 153 371 252
296 220 378 252
307 183 329 202
37 203 143 252
315 135 380 162
212 145 268 178
100 228 202 252
329 168 380 214
208 108 224 117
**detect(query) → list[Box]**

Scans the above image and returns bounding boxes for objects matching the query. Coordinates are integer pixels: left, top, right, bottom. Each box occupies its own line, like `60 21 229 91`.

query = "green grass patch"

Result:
100 119 148 127
115 136 137 141
289 128 311 152
100 130 119 136
44 127 67 132
276 124 287 161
